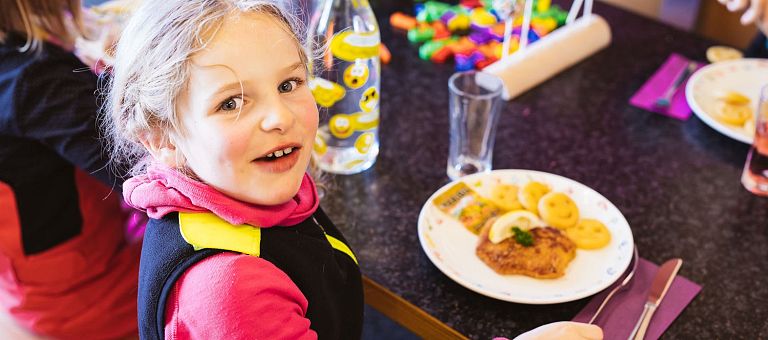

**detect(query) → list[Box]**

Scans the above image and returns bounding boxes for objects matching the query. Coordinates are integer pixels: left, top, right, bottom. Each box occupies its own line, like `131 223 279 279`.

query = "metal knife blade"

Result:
629 258 683 340
647 258 683 305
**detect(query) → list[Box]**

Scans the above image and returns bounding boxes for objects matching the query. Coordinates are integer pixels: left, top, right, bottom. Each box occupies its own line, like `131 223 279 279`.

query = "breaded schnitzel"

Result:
476 219 577 279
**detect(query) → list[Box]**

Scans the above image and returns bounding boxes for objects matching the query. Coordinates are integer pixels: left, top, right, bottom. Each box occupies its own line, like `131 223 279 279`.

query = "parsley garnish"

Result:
512 227 534 247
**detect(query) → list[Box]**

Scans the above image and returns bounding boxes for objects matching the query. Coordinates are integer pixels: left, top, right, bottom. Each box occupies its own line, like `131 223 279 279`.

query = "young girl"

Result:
107 1 603 339
106 0 363 338
0 1 140 338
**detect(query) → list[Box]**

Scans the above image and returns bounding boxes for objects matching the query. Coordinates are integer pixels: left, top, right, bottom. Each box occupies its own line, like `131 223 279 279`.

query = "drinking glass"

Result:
741 85 768 196
447 71 505 181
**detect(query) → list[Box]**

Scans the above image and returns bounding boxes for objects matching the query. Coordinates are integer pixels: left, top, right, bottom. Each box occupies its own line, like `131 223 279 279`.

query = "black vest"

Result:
137 208 363 339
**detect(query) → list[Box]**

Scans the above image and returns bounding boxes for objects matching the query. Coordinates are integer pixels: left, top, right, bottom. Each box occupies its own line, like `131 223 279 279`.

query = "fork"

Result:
655 62 697 108
588 245 640 324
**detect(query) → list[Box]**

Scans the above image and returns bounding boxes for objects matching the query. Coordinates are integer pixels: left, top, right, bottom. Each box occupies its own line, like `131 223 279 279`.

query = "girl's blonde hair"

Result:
0 0 85 52
104 0 312 177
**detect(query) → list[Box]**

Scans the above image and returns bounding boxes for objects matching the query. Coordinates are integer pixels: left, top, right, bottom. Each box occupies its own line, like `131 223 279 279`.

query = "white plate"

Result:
685 58 768 144
417 170 634 304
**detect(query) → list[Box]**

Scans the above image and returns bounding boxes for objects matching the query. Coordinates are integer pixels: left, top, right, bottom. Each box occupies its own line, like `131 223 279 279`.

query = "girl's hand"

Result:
510 321 603 340
718 0 768 33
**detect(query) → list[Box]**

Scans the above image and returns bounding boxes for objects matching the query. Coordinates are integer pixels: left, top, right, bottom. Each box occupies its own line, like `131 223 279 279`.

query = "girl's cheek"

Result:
223 131 253 159
303 101 320 131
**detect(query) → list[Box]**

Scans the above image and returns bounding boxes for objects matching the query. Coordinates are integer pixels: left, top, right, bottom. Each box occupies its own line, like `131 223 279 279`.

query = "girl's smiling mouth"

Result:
252 144 302 172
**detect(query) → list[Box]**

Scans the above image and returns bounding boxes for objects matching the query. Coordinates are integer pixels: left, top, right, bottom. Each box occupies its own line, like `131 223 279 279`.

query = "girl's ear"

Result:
140 134 183 168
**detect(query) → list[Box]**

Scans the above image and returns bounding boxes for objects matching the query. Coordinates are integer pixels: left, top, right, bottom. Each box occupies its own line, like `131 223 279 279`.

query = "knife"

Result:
628 258 683 340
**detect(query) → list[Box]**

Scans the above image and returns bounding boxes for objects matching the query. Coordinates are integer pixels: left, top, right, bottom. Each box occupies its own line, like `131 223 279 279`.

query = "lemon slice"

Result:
706 46 743 63
713 102 752 126
744 118 756 136
719 91 751 106
488 210 545 244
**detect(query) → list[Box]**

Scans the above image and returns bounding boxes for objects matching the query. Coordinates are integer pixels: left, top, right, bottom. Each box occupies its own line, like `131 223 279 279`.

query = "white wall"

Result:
598 0 700 31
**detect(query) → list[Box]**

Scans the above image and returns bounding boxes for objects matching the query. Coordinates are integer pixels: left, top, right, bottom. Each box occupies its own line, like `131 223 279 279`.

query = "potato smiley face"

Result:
519 181 550 215
566 219 611 249
490 184 524 211
538 192 580 229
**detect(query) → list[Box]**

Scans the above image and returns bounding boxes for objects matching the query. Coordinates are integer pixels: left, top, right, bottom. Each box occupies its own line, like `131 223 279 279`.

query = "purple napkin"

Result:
572 258 701 340
629 54 704 120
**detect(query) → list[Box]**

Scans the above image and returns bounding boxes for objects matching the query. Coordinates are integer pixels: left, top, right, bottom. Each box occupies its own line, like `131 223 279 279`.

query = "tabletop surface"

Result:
320 1 768 338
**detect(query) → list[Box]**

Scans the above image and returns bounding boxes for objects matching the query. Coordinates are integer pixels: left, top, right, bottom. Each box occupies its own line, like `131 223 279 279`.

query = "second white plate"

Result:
686 58 768 144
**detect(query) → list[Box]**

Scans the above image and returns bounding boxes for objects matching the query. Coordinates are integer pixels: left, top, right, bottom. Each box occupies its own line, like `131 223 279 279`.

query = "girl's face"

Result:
172 12 318 206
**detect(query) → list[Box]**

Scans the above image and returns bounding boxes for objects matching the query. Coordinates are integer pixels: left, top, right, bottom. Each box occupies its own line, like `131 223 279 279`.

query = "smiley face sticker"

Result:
309 77 346 108
359 86 379 113
313 134 328 156
343 61 370 89
353 111 379 130
330 30 380 62
354 132 375 154
329 114 354 139
344 159 365 170
350 0 370 8
328 112 379 139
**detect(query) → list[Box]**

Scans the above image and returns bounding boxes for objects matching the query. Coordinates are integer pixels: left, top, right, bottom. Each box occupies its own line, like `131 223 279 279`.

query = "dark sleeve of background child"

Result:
12 55 125 187
745 32 768 58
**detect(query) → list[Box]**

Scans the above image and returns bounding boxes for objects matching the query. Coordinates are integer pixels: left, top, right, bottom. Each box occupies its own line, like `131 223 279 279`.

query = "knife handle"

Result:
629 302 658 340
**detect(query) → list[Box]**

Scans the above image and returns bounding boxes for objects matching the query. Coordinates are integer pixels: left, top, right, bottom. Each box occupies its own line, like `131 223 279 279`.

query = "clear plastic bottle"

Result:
308 0 381 174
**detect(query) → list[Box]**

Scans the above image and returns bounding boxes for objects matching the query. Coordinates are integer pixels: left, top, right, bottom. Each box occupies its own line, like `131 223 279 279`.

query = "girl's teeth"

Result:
264 147 294 160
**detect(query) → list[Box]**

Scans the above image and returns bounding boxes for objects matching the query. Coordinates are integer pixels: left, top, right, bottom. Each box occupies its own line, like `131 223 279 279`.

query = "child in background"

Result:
0 0 140 339
718 0 768 57
106 0 363 338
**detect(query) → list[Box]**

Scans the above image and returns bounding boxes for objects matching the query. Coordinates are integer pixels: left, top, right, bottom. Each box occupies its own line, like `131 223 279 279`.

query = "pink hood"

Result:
122 164 319 227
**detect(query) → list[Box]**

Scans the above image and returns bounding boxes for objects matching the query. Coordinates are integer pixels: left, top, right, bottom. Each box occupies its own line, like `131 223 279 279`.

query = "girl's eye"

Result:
219 96 243 111
278 78 304 93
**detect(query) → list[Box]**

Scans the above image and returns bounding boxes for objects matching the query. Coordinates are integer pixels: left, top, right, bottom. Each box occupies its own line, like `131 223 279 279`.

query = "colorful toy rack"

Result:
390 0 569 71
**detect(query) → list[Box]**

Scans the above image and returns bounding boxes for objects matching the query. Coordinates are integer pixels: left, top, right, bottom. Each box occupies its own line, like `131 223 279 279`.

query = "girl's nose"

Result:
259 99 296 134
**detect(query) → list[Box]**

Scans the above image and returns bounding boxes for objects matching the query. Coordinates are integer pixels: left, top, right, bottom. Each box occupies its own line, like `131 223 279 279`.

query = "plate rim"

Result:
685 58 764 144
417 169 635 304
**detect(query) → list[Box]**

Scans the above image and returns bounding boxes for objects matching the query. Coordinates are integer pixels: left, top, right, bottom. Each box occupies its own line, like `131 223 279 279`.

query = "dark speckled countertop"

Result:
320 1 768 338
